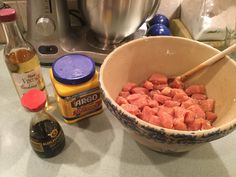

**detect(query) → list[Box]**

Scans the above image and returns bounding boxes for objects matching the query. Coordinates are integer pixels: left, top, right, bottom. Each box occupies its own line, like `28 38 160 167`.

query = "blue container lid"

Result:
52 54 95 85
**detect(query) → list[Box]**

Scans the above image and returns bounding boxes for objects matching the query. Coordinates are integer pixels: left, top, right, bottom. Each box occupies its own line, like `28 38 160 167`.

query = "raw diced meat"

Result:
184 111 195 124
149 73 168 84
173 92 189 103
116 96 128 105
158 111 173 129
122 82 137 92
149 90 161 98
121 104 140 116
191 94 207 100
181 98 198 109
117 72 217 131
152 107 159 115
149 115 161 126
161 87 173 97
131 87 149 95
153 84 168 90
174 107 188 120
143 80 154 90
127 94 149 109
206 112 217 122
148 99 159 108
159 106 174 116
187 104 206 118
199 99 215 112
119 91 130 98
169 77 184 89
127 93 142 102
188 118 205 131
173 119 187 130
185 85 206 96
164 100 180 107
201 120 213 130
171 88 187 97
140 106 156 122
153 94 171 104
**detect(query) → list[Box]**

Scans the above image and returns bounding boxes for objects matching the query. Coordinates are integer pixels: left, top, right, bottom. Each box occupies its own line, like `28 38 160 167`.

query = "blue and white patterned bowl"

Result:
100 36 236 153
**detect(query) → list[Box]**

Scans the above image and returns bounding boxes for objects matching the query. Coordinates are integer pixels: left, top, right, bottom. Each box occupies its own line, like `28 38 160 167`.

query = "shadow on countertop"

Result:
118 131 230 177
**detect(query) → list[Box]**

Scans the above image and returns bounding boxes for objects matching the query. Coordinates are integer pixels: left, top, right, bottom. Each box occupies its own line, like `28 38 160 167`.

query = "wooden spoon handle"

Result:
180 43 236 82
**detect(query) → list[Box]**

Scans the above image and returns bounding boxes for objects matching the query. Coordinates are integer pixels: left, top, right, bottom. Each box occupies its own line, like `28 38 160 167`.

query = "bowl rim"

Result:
100 36 236 137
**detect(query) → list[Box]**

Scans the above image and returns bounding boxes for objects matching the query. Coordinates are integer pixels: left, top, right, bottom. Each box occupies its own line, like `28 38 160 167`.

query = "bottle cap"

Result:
21 89 47 112
52 54 95 85
0 8 16 22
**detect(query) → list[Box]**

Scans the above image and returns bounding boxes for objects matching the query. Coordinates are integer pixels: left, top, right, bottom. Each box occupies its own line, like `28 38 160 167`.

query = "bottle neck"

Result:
2 20 25 47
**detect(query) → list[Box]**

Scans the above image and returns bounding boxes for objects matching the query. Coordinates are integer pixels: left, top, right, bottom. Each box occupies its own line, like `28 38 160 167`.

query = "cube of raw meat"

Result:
201 120 213 130
185 85 206 96
148 99 159 108
161 87 173 97
171 88 188 97
188 118 205 131
173 118 187 130
181 98 198 109
159 106 174 116
184 111 195 124
143 80 154 90
116 96 128 105
127 93 142 102
187 104 206 119
164 100 180 107
119 91 130 98
140 106 156 122
158 111 174 129
121 104 140 116
153 94 171 104
122 82 137 92
149 90 161 98
131 87 149 95
127 94 149 109
149 115 161 126
153 84 168 90
174 107 188 120
173 92 189 103
169 77 184 89
199 99 215 112
191 94 207 100
206 112 217 122
149 73 168 85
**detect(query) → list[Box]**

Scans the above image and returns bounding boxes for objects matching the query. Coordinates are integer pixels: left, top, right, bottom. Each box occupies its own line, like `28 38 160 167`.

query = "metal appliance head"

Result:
26 0 73 65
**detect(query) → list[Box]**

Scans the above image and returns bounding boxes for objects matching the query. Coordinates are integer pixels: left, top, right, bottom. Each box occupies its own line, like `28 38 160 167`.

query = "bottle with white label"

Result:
0 8 46 98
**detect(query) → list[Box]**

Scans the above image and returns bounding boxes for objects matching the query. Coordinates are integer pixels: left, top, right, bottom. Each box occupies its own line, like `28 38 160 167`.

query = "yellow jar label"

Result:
56 87 102 122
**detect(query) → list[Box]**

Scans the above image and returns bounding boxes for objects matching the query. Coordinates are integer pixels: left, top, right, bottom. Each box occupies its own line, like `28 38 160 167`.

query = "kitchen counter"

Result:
1 46 236 177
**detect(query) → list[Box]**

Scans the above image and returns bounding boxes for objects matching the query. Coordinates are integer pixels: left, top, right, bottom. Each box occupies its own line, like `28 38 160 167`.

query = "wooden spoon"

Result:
170 43 236 83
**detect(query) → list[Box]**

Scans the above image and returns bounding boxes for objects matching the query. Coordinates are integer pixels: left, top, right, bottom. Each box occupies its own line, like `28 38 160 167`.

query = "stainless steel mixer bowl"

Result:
78 0 160 48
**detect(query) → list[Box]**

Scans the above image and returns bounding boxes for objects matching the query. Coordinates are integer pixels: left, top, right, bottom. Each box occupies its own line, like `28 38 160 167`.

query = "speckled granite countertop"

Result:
1 46 236 177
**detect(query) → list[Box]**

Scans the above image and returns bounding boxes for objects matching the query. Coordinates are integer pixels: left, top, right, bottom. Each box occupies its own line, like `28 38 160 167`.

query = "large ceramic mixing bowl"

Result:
100 36 236 153
79 0 160 47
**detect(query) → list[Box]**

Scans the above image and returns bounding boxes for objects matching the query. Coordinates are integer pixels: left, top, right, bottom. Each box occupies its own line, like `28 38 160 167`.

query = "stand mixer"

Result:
26 0 160 65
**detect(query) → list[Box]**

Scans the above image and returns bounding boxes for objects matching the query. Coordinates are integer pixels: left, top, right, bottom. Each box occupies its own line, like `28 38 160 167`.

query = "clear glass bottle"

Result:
21 89 65 158
0 8 46 98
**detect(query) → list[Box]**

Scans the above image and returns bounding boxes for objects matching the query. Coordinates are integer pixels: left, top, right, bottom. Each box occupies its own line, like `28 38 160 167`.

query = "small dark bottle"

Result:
21 89 65 158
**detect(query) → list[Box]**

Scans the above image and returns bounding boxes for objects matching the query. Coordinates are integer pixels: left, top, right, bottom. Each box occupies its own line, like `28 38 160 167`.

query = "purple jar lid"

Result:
52 54 95 85
0 8 16 22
